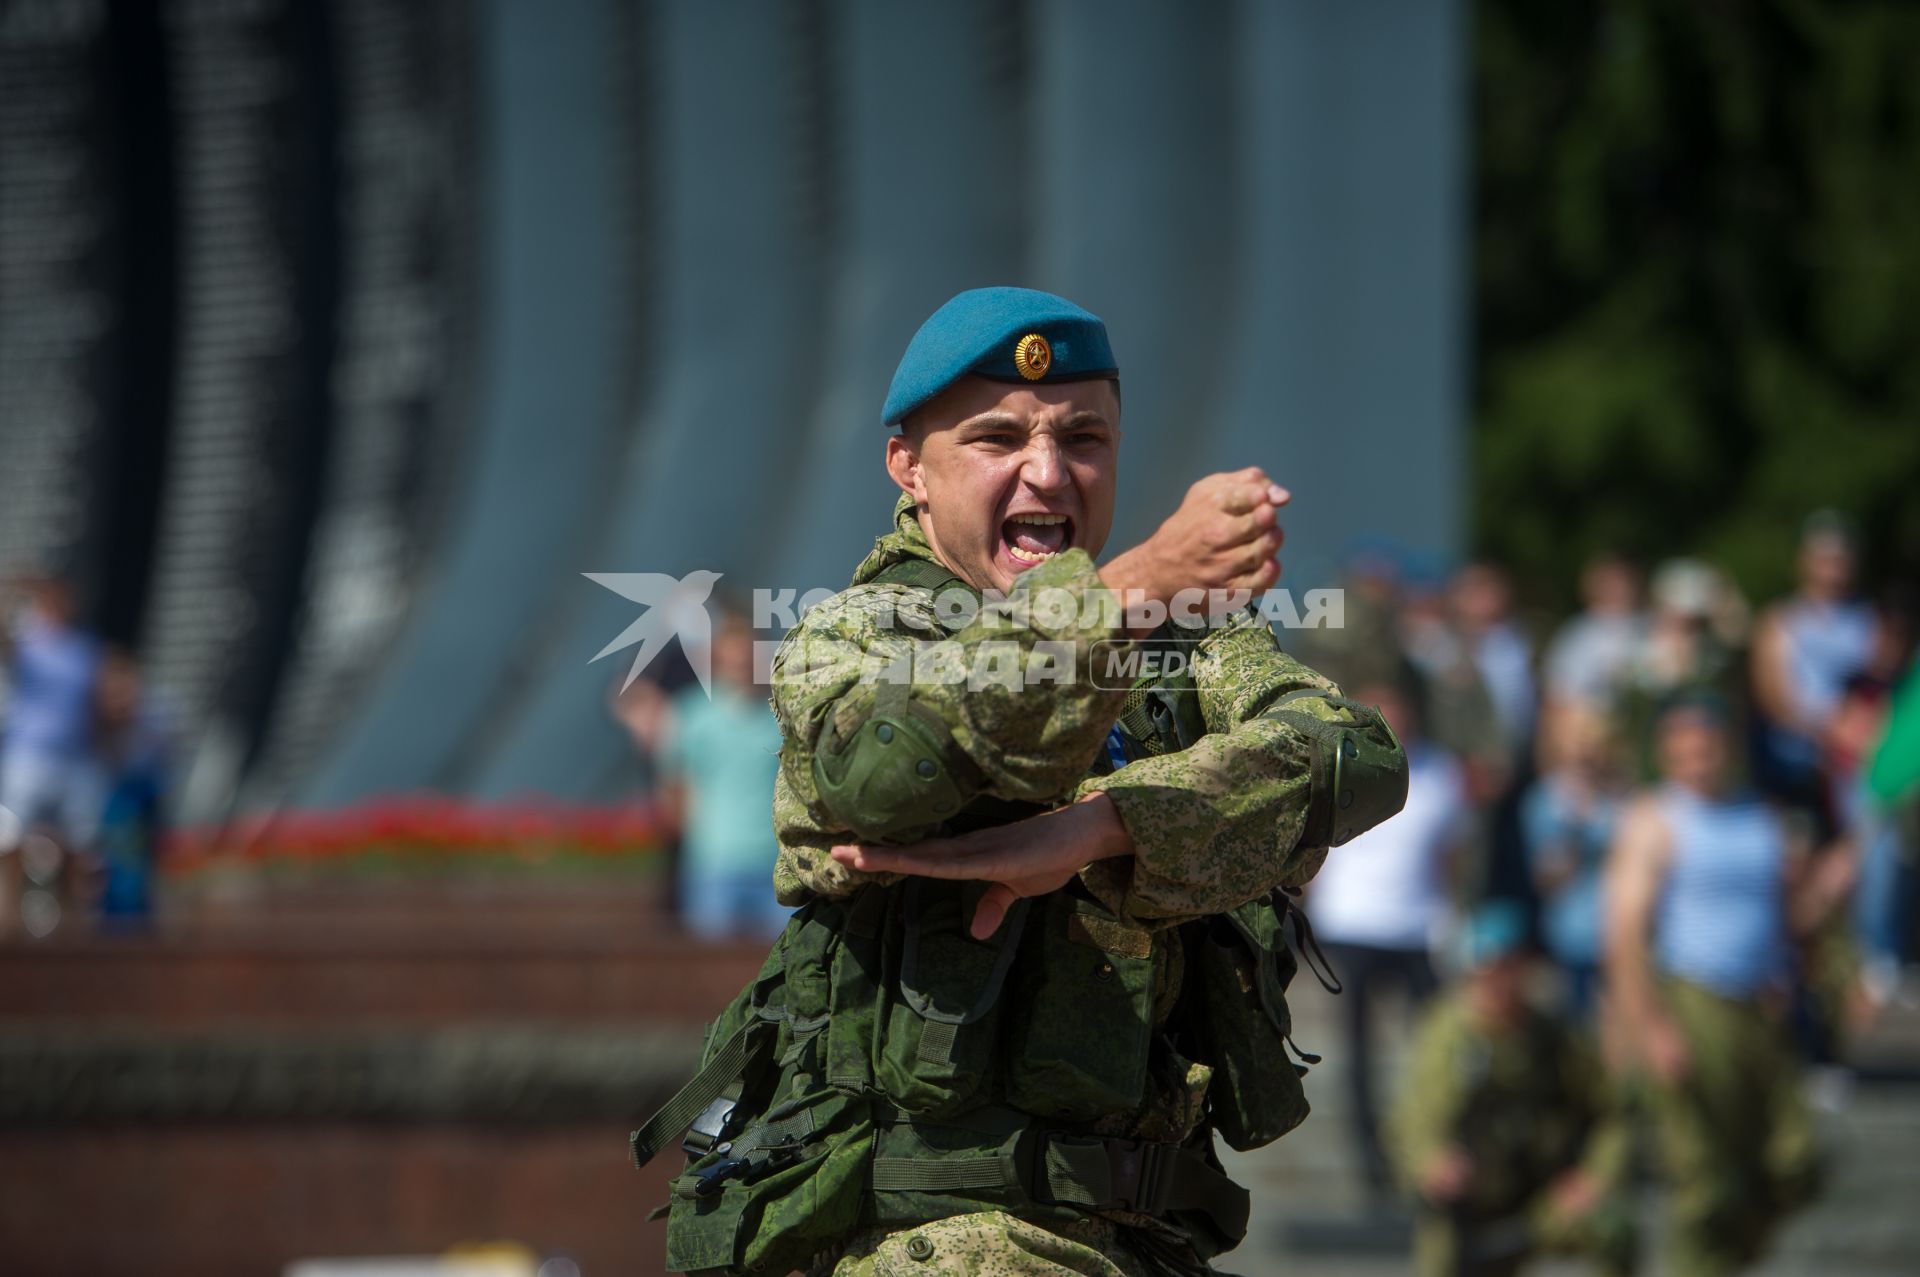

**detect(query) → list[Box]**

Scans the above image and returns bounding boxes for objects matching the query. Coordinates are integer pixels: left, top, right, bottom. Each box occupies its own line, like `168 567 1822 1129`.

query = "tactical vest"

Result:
631 561 1327 1276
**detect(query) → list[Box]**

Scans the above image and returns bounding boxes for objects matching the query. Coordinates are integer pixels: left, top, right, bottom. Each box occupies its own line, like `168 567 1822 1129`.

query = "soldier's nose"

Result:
1021 439 1068 491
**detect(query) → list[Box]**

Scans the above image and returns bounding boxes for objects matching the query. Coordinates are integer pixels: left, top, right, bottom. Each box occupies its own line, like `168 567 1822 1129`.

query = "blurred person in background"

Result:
1604 691 1823 1277
1309 668 1473 1196
1617 560 1747 784
1859 660 1920 1003
1287 538 1413 698
0 571 104 849
1403 560 1528 906
613 601 786 941
1402 565 1512 802
1457 562 1540 914
1830 666 1917 1013
83 648 175 926
1523 700 1629 1019
1392 901 1636 1277
1751 511 1878 832
1450 561 1538 758
1542 552 1647 717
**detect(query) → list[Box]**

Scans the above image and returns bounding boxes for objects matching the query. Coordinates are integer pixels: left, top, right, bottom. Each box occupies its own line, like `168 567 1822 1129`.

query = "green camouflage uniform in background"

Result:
770 495 1356 1273
1390 992 1637 1277
1644 980 1820 1277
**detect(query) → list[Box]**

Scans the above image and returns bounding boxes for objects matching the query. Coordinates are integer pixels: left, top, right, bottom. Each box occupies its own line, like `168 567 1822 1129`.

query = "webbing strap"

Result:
629 1018 773 1169
1042 1135 1250 1242
1042 1138 1113 1205
1115 694 1163 755
736 1108 815 1154
916 1019 958 1065
870 1154 1017 1193
869 1128 1251 1244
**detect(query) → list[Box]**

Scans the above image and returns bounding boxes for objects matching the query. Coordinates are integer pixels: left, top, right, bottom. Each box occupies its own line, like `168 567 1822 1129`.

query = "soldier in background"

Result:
1392 901 1636 1277
1604 691 1823 1276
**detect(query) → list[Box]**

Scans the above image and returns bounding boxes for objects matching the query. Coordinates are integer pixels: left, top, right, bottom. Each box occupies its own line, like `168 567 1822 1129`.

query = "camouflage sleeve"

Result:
1073 608 1350 925
1388 999 1473 1189
770 549 1131 904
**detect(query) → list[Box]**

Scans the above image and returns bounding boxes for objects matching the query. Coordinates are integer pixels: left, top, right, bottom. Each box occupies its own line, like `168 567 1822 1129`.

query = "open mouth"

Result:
1002 512 1074 567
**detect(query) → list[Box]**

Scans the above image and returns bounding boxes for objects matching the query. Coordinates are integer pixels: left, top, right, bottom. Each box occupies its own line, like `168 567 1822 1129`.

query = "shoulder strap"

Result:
629 1016 778 1168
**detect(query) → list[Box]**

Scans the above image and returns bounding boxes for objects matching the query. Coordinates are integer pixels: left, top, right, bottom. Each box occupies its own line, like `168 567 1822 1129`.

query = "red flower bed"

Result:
162 795 673 876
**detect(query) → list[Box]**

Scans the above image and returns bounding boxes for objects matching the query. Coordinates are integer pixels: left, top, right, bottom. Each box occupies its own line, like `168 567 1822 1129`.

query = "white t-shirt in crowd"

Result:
1306 743 1470 952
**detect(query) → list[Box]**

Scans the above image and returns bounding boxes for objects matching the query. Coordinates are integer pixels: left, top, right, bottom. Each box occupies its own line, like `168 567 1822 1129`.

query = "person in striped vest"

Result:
1604 690 1824 1277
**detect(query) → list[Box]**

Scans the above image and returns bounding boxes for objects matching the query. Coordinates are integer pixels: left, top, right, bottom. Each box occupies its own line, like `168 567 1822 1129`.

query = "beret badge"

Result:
1013 332 1052 381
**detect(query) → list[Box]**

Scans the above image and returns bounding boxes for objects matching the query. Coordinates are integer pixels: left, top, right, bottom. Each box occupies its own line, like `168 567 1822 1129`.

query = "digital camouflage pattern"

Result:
818 1210 1180 1277
1390 991 1636 1277
771 493 1345 924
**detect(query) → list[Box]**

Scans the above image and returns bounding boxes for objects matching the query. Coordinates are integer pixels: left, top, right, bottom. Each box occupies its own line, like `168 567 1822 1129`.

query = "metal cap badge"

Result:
1013 332 1052 381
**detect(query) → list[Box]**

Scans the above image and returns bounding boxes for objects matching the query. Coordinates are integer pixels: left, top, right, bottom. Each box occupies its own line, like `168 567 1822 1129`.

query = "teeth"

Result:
1008 513 1067 525
1007 544 1056 564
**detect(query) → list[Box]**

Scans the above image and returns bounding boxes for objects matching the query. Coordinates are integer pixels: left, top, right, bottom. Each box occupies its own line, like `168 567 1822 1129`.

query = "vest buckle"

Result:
1104 1137 1174 1215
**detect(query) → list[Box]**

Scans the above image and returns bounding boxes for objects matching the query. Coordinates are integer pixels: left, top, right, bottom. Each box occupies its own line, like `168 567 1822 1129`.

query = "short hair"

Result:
1655 686 1730 729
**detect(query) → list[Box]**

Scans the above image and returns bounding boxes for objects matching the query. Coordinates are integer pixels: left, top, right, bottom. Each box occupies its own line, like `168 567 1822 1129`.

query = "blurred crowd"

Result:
1292 510 1919 1276
0 570 174 939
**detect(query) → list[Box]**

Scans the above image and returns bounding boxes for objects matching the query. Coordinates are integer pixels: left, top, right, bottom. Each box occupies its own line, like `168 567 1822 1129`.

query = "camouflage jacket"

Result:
769 493 1348 926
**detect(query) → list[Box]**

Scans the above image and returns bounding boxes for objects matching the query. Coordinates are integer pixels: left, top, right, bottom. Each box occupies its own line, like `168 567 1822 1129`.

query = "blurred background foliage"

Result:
1474 0 1920 611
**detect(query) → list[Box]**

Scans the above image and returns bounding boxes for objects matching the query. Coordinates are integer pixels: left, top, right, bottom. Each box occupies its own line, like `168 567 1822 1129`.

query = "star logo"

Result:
1013 332 1052 380
585 569 725 695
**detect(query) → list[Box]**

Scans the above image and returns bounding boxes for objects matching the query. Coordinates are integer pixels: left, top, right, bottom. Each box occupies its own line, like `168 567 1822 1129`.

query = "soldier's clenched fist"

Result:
1100 466 1288 635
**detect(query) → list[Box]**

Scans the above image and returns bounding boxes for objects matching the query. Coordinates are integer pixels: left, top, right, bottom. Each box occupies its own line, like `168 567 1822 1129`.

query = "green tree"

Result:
1475 0 1920 612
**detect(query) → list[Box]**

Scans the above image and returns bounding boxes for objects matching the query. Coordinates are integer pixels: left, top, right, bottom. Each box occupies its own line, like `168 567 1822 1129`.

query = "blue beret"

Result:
882 286 1119 426
1462 900 1530 968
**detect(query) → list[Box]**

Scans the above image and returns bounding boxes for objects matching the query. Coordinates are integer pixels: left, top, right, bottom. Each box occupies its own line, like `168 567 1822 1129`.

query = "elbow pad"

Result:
1260 691 1409 850
811 686 975 842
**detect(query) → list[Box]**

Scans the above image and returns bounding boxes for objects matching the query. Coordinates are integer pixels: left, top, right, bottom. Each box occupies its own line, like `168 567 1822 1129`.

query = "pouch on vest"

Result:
874 877 1030 1117
655 895 880 1276
1188 893 1310 1150
666 1085 873 1275
1001 891 1157 1120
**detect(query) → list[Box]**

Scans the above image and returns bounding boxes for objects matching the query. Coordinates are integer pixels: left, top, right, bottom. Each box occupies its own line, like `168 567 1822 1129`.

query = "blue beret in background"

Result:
1462 899 1531 968
881 286 1119 426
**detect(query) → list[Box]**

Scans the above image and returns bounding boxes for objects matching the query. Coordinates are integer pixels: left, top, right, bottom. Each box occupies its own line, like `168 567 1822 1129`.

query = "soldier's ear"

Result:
885 434 926 504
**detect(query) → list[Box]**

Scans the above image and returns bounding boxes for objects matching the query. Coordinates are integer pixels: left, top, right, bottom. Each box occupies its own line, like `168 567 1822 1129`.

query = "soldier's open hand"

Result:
829 793 1135 940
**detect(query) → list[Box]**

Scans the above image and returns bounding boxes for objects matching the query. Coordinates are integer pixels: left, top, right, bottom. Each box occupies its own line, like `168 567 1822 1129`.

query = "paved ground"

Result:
1217 977 1920 1276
